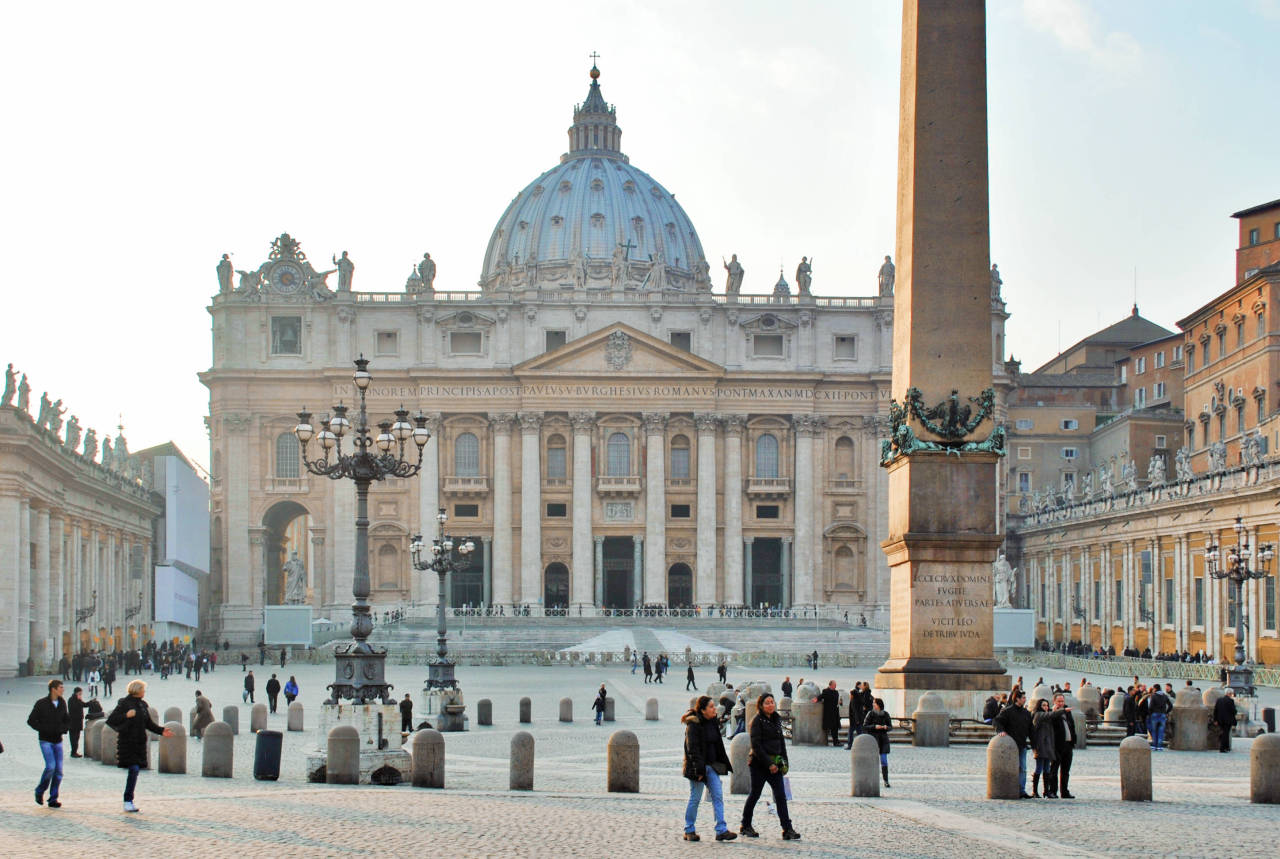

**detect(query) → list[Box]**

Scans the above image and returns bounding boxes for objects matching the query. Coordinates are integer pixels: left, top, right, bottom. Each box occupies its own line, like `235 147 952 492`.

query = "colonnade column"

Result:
0 496 21 676
1045 549 1056 644
792 414 822 608
631 536 643 608
223 414 252 607
50 515 64 661
693 414 718 606
1081 547 1092 643
18 499 30 663
249 527 267 610
70 522 82 648
743 538 754 607
414 413 442 605
34 508 50 668
490 414 515 607
481 537 492 607
1172 536 1185 651
781 537 793 610
722 415 746 605
518 411 543 607
570 412 595 609
594 537 604 608
643 413 667 607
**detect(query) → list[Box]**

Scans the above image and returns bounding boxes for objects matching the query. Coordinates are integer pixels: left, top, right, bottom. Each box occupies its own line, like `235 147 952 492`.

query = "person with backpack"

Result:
1145 684 1171 751
593 684 608 725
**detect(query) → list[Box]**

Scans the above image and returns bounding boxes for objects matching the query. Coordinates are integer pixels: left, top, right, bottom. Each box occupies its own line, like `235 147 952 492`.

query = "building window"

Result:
834 335 857 360
454 503 479 518
1275 222 1280 240
1017 446 1032 460
1164 578 1174 625
450 331 483 355
546 434 567 479
1060 419 1079 430
834 436 855 479
755 434 779 478
376 330 398 356
1218 411 1226 440
1154 351 1165 369
755 505 780 519
670 435 691 479
1173 345 1183 362
1062 447 1078 460
544 330 567 352
270 316 302 355
545 502 567 518
1015 418 1033 430
1217 333 1226 358
1119 365 1127 383
1259 396 1267 424
752 334 784 358
669 331 692 352
454 432 480 476
1194 576 1204 626
1057 582 1063 619
1136 356 1146 374
1135 387 1146 409
1237 322 1245 349
1249 227 1261 245
1017 471 1031 493
275 433 300 479
1115 580 1123 619
1155 434 1167 449
1154 382 1166 399
670 503 691 519
1259 313 1267 340
1187 424 1195 449
1266 575 1277 630
606 432 631 476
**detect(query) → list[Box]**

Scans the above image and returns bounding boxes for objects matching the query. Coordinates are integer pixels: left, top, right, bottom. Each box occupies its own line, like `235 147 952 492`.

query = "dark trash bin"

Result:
1263 707 1276 734
254 729 283 781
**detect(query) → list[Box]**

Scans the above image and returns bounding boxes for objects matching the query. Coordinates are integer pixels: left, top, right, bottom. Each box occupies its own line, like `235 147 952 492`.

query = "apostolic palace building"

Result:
201 65 1013 643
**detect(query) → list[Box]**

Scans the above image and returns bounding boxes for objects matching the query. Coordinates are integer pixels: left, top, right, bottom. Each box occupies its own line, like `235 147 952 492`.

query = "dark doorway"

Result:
603 536 634 610
668 563 693 608
544 562 569 611
450 541 485 608
751 538 783 608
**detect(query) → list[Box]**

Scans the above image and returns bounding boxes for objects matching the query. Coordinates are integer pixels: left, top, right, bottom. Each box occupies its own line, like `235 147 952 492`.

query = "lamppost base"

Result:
1225 664 1256 698
326 642 394 704
426 657 457 690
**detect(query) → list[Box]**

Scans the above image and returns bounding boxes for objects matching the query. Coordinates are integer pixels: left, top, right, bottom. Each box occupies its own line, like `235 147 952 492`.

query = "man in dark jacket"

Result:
1213 689 1238 752
817 681 842 746
400 693 414 733
1145 686 1171 750
244 670 256 703
266 674 282 713
682 696 736 842
993 689 1034 798
642 652 653 684
1122 686 1138 736
28 679 69 807
67 687 86 757
981 693 1002 723
780 676 793 699
1048 694 1078 798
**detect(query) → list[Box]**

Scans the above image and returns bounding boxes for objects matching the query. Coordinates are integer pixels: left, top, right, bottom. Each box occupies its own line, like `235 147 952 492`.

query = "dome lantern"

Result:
566 63 625 162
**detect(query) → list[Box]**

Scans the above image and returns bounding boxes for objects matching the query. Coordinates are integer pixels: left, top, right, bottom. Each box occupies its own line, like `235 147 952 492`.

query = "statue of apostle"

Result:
723 254 744 295
216 254 234 294
283 552 308 605
878 255 895 296
795 257 812 296
417 253 437 291
332 251 355 291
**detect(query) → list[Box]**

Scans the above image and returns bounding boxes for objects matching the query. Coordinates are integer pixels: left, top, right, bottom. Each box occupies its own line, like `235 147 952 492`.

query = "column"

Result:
792 415 823 607
694 413 719 606
743 538 755 607
722 415 746 605
781 537 793 610
49 515 64 662
224 414 252 607
249 527 267 610
18 499 30 663
1173 536 1185 651
481 537 492 606
594 536 604 608
518 411 543 606
631 536 643 608
0 496 21 676
33 508 50 668
490 414 515 607
643 412 667 606
570 412 595 609
331 483 355 610
309 533 326 611
70 522 82 647
414 413 442 604
1045 549 1056 644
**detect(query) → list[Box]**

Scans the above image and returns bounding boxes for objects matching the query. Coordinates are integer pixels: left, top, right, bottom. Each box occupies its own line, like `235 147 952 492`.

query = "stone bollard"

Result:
607 730 640 793
1027 684 1054 713
558 697 572 723
287 701 304 732
149 706 161 742
707 682 726 699
645 698 659 721
912 691 949 748
1251 733 1280 804
518 697 532 724
604 696 615 722
100 724 118 766
851 733 881 797
326 725 360 785
1119 736 1152 801
164 706 183 725
202 722 234 778
1071 707 1089 751
1171 701 1210 751
745 697 760 731
1103 694 1125 726
792 700 823 745
251 703 268 733
411 729 445 788
729 733 751 794
985 733 1021 799
510 731 535 790
189 707 197 734
159 721 186 774
1076 685 1101 721
222 705 240 735
477 698 492 726
86 719 104 759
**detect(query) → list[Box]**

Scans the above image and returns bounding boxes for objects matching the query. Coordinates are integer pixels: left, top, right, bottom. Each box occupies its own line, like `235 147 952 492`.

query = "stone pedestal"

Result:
993 608 1035 650
305 702 411 784
423 687 468 732
911 691 949 747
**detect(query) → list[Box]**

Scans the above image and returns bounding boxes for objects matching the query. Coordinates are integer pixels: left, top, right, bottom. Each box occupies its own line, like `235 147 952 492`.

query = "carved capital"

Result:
569 411 596 433
726 309 740 327
722 413 748 437
574 305 588 322
693 412 720 433
496 307 509 323
793 414 827 437
642 412 669 434
518 411 544 432
649 307 663 323
699 307 712 326
221 413 252 434
336 306 356 325
798 310 812 328
524 305 538 322
489 412 517 434
416 306 435 324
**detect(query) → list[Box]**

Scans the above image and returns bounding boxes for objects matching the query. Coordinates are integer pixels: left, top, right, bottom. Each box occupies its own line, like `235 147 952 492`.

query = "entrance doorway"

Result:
544 563 570 613
602 537 635 610
450 542 485 608
751 538 783 608
262 500 311 605
667 563 693 608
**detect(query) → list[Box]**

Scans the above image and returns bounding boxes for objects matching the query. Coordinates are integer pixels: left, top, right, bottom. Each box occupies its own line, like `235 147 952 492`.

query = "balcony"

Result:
827 478 861 493
442 475 490 497
266 476 308 494
543 477 571 492
595 475 642 498
666 477 695 492
746 477 792 499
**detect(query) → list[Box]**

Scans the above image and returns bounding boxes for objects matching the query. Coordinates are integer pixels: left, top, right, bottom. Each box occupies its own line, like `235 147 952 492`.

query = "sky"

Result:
2 0 1277 472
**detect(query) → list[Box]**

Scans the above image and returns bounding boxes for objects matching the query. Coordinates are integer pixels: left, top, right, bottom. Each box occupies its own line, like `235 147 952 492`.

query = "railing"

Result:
542 477 571 490
595 475 642 496
348 290 880 308
666 477 695 490
442 475 490 495
827 479 860 492
266 476 307 493
746 477 792 497
1008 652 1280 688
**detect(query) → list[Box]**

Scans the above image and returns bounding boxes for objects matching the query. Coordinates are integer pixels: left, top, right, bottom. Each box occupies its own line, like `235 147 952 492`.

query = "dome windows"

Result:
666 222 677 240
532 184 545 196
650 186 663 198
590 213 605 228
622 180 636 193
559 180 572 193
518 220 529 231
590 178 604 191
551 215 564 227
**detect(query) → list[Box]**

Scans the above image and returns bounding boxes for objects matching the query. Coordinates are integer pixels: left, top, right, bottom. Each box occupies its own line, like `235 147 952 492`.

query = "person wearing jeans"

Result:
28 679 69 808
739 694 800 840
105 680 173 813
682 696 737 842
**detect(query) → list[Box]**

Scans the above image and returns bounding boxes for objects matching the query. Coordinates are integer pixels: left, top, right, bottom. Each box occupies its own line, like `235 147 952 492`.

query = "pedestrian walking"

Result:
862 697 894 788
87 667 100 699
1029 698 1055 797
686 662 697 691
642 652 653 684
244 670 255 703
993 689 1033 798
283 676 299 705
266 674 281 713
240 653 248 672
280 647 287 668
400 693 414 733
193 691 214 739
717 658 727 684
681 695 736 842
1145 684 1171 751
593 684 607 725
106 680 174 812
1213 688 1237 752
739 693 800 840
67 687 86 757
28 679 69 808
817 680 842 746
631 652 638 675
809 650 819 670
655 654 666 684
1048 693 1077 798
780 676 792 699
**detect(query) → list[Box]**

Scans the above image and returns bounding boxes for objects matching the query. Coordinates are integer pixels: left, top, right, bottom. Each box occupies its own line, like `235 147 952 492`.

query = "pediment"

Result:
514 323 724 377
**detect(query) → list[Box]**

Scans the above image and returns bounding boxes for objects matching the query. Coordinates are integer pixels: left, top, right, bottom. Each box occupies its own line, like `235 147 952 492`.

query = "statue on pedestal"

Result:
1242 431 1264 466
16 374 29 413
1208 441 1228 472
1147 454 1167 486
64 416 81 452
990 263 1003 301
49 400 66 436
795 257 812 296
417 253 437 291
723 254 743 295
83 428 97 461
693 258 711 292
36 392 51 428
2 363 15 407
333 251 355 291
1121 458 1138 492
992 553 1017 609
610 244 628 288
878 255 895 296
102 437 113 468
1080 469 1094 499
283 552 308 605
1175 446 1193 482
645 252 667 292
216 254 234 294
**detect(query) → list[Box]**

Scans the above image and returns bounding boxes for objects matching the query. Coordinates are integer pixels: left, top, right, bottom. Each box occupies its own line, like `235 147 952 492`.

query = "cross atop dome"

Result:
568 58 623 160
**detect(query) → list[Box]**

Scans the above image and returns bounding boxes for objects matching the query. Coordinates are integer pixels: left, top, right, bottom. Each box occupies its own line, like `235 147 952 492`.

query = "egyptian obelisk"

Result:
875 0 1007 716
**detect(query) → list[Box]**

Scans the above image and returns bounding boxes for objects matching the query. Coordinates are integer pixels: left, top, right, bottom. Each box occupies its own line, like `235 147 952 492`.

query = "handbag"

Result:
782 775 794 801
710 761 728 776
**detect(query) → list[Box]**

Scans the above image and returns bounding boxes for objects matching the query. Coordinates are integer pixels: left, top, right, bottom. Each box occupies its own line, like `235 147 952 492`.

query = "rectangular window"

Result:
545 502 567 518
1194 577 1204 626
670 446 691 479
1249 227 1261 245
1136 356 1146 374
1237 405 1246 433
1259 314 1267 339
1155 351 1165 369
752 334 784 357
1155 434 1167 449
1259 397 1267 424
1164 578 1174 625
376 330 399 356
454 503 480 518
1218 333 1226 358
670 503 691 519
1017 446 1032 460
1094 579 1102 615
450 331 483 355
1057 582 1063 618
755 504 780 519
545 330 567 352
833 335 857 360
1266 576 1277 630
1135 387 1146 408
1062 447 1078 460
1237 322 1245 348
1061 419 1079 430
1119 365 1127 383
1154 382 1167 399
270 316 302 355
1015 418 1033 430
1218 411 1226 440
669 331 692 352
1275 222 1280 240
1115 580 1124 619
1017 471 1031 493
1188 424 1195 449
1173 345 1183 362
546 446 567 479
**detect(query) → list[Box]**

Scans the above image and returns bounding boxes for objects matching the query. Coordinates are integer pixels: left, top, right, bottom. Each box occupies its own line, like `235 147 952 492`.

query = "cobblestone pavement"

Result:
2 661 1276 856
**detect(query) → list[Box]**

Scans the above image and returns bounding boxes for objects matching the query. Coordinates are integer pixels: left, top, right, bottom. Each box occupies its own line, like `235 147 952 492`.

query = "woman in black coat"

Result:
862 697 893 787
681 696 735 842
739 693 800 841
105 680 172 813
1029 698 1057 797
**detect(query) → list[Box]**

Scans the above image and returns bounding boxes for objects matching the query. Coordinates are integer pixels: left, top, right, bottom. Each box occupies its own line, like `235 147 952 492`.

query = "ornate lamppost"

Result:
294 356 432 704
124 590 143 621
1205 516 1274 696
75 590 97 652
410 508 475 691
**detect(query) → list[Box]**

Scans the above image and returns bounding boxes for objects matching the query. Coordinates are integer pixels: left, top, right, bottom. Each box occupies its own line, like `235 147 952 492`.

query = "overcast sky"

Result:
2 0 1277 471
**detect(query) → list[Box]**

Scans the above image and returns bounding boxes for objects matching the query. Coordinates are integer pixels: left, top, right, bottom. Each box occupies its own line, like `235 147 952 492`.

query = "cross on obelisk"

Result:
589 51 600 65
876 0 1007 717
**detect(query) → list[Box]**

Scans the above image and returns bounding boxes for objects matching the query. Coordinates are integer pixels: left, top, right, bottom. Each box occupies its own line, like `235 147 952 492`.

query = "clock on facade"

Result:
270 262 304 294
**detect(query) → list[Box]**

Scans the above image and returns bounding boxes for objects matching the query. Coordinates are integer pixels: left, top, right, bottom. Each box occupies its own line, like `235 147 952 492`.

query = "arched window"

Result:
834 436 855 480
755 433 779 478
670 434 691 479
275 433 300 479
454 432 479 476
546 433 567 479
607 432 631 476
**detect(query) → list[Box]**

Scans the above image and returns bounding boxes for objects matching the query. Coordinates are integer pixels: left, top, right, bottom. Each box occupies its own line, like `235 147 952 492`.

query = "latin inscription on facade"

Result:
333 383 887 402
913 572 990 641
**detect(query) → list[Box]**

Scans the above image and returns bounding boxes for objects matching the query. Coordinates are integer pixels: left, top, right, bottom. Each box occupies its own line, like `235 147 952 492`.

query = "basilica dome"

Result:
479 66 710 293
